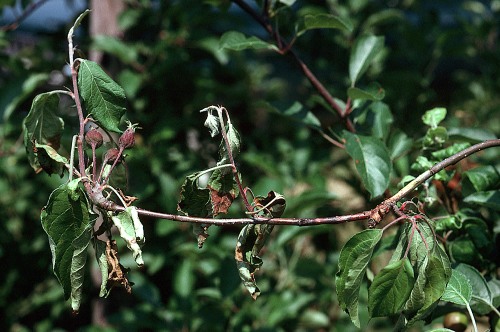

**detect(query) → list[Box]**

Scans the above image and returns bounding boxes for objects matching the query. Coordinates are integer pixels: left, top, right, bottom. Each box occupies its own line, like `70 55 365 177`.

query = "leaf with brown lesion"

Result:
207 168 240 216
105 239 132 293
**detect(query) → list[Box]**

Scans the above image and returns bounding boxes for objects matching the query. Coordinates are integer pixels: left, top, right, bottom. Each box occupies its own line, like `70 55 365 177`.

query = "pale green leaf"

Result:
442 269 472 305
295 14 353 36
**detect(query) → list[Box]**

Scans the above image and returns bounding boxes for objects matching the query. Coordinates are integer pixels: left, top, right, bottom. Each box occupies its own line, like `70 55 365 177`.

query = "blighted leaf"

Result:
177 172 212 218
92 238 110 297
111 206 145 266
422 107 447 128
219 31 278 51
295 13 353 36
442 269 472 305
207 168 240 216
347 82 385 101
336 229 383 327
235 223 274 299
349 34 384 85
77 59 126 133
368 258 415 318
252 191 286 218
217 122 241 174
105 239 132 293
193 223 210 249
201 106 220 137
68 9 90 40
29 142 67 176
343 131 392 199
41 181 98 310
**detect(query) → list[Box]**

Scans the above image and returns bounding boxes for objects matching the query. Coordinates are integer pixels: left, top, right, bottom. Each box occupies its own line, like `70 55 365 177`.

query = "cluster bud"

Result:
119 120 140 150
85 128 103 150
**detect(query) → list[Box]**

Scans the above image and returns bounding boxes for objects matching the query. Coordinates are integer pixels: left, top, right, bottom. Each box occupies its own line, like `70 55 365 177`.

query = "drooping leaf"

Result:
441 269 472 305
77 59 127 133
217 122 241 173
347 82 385 101
349 34 385 85
368 258 415 318
336 229 383 327
201 106 220 137
40 181 98 311
422 107 447 128
343 131 392 199
92 238 110 297
218 31 278 51
177 172 213 218
252 191 287 218
235 223 275 300
68 9 90 40
111 206 145 266
295 13 353 36
207 168 240 216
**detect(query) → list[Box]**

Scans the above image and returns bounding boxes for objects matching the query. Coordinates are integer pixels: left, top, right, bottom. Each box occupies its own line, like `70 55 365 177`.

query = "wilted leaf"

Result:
207 169 240 216
343 131 392 199
77 59 126 133
336 229 383 327
111 206 145 266
252 190 286 218
40 181 98 311
368 258 415 318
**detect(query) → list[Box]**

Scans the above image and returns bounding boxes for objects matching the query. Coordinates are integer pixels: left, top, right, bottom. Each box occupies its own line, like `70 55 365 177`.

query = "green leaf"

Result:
349 34 384 85
77 59 127 133
422 107 446 128
447 127 497 143
454 263 494 315
92 238 110 297
31 142 68 177
423 126 448 147
464 190 500 210
463 166 500 193
367 101 393 140
40 181 97 310
235 223 275 299
347 82 385 101
336 229 383 327
441 269 472 305
174 260 195 297
177 172 212 218
111 206 145 266
295 14 353 36
368 258 415 318
91 35 138 64
388 130 413 159
343 131 392 199
431 143 471 160
254 100 322 130
218 31 278 51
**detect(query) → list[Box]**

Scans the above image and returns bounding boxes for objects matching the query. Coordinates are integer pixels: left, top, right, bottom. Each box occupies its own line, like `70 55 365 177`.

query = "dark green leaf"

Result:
463 166 500 193
441 269 472 305
40 181 97 311
422 107 447 128
347 82 385 101
388 130 413 159
92 238 110 297
368 258 415 318
77 59 127 133
255 100 322 130
218 31 278 51
464 190 500 210
349 34 384 85
343 131 392 199
367 101 393 140
177 172 212 218
449 235 484 265
4 73 49 121
174 260 195 297
336 229 383 327
448 127 497 143
295 14 353 36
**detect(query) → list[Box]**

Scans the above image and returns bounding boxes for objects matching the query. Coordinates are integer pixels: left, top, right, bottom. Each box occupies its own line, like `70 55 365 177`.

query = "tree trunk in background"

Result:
89 0 125 64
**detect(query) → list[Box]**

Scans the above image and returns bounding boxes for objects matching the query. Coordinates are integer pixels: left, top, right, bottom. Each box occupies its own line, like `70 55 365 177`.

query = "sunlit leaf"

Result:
368 258 415 318
77 59 127 133
422 107 446 128
40 181 98 311
343 131 392 199
454 263 494 315
349 34 384 85
111 206 145 266
336 229 383 327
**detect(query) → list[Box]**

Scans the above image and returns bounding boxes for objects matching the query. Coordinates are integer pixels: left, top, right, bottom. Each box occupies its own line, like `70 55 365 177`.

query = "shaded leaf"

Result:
4 73 49 121
464 190 500 210
295 13 353 36
454 263 493 315
368 258 415 318
92 238 110 297
219 31 278 51
388 130 413 159
177 172 212 218
463 166 500 193
423 126 448 147
77 59 127 133
336 229 383 327
254 100 322 130
40 181 98 311
343 131 392 199
447 127 497 143
347 82 385 101
349 34 384 85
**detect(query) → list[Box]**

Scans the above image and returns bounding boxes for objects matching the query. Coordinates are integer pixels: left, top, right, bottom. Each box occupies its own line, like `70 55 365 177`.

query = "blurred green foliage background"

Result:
1 0 500 331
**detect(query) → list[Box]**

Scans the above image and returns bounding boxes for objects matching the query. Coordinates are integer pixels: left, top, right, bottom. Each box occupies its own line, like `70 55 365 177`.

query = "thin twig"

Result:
1 0 52 31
